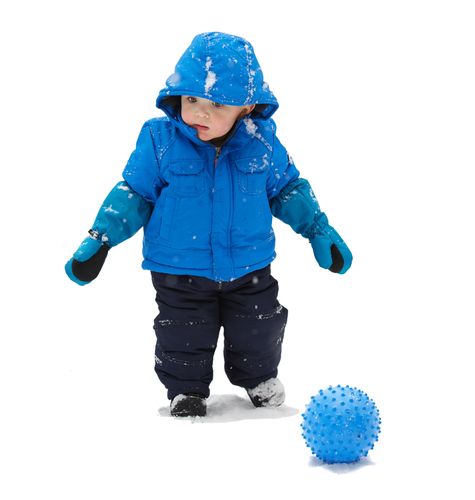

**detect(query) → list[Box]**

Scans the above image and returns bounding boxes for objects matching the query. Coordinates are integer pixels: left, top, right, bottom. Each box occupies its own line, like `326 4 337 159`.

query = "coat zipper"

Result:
214 145 224 289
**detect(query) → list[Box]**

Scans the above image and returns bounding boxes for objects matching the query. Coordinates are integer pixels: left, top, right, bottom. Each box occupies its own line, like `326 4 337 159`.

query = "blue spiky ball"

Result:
301 385 381 464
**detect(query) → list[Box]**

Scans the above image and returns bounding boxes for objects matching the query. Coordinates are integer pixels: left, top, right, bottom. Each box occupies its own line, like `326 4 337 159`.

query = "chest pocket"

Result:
235 157 267 196
168 160 205 197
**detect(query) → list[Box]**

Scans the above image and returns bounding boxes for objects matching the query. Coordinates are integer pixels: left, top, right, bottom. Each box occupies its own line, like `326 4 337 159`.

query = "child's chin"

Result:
198 132 213 141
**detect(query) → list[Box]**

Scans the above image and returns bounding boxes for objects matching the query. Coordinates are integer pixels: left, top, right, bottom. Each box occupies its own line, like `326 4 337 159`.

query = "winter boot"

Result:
170 393 207 417
246 378 285 408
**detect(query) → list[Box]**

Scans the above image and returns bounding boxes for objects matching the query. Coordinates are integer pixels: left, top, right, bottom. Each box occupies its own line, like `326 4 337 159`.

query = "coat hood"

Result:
157 32 279 122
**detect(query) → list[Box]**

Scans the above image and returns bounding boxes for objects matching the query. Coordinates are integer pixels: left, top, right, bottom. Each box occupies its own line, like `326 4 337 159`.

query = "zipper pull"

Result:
214 146 222 168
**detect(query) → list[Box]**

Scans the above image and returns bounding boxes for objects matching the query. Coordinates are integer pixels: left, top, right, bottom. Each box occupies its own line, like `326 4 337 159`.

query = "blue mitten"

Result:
309 211 352 274
65 181 152 285
270 178 352 274
65 235 110 286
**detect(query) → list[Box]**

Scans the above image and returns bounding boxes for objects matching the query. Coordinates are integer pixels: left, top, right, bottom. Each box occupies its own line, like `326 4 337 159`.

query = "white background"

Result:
1 1 474 498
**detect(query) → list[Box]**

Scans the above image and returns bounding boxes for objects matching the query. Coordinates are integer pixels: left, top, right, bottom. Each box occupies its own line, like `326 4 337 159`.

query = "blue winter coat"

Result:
122 32 300 282
66 32 351 286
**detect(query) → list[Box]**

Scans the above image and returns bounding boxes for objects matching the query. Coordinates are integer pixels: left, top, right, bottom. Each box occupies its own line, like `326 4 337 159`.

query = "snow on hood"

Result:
157 32 279 122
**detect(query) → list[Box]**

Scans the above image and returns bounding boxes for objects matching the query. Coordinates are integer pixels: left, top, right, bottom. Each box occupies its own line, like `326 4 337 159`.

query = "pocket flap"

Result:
168 160 205 175
235 157 268 173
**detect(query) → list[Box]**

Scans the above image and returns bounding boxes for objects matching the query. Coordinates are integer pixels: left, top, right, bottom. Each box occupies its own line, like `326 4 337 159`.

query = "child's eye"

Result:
186 97 197 103
212 102 224 108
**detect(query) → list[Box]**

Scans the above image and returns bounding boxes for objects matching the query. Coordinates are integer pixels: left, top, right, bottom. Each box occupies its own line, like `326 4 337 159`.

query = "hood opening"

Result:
160 95 269 121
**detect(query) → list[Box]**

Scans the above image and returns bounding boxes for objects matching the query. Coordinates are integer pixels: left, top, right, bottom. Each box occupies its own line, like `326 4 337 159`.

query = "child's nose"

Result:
196 105 209 118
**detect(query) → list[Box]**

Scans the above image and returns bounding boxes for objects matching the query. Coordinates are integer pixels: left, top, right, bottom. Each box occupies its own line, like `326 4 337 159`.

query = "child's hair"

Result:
160 95 268 117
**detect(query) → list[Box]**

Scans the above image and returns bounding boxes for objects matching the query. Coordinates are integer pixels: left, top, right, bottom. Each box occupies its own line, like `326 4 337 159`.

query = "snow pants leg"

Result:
151 266 288 400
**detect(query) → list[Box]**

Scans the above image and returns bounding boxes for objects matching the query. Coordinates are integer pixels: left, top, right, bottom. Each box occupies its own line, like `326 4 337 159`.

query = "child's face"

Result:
181 96 253 142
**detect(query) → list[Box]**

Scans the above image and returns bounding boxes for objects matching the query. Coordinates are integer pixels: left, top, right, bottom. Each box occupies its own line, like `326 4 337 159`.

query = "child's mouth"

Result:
194 124 209 131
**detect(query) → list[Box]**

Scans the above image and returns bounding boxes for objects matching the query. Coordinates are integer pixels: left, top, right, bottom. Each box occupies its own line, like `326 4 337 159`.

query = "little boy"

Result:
66 32 352 417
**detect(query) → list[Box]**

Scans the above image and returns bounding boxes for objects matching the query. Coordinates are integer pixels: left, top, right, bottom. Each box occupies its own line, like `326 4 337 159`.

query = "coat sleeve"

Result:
122 120 167 204
266 128 300 199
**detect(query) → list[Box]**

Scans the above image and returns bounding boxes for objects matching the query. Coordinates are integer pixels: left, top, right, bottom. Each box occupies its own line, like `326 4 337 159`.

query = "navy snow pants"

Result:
151 266 288 400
